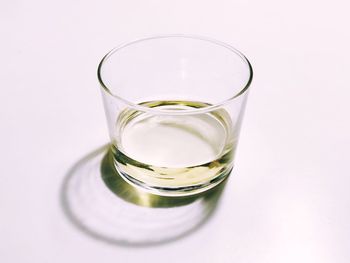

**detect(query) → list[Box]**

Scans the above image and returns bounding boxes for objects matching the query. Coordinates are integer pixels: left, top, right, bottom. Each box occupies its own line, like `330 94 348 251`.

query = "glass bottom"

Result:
114 160 232 196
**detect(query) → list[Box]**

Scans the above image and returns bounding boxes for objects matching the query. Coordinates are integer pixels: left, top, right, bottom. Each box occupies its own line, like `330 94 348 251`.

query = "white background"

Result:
1 0 350 262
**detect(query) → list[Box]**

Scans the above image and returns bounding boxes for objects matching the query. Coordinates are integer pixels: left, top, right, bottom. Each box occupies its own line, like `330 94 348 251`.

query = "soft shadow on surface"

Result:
61 145 228 247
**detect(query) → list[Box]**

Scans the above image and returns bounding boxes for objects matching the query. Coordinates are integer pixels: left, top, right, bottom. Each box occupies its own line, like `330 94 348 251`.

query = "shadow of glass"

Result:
61 145 228 247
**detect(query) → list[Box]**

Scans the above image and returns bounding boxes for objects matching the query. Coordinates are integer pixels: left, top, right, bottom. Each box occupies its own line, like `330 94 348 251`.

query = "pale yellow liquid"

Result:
112 101 236 195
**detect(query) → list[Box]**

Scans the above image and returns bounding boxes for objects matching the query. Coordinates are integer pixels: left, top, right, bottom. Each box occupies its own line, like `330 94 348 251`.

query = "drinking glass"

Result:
98 35 253 196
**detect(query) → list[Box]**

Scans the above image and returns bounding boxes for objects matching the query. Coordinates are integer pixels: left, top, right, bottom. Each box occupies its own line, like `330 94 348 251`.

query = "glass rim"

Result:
97 34 253 115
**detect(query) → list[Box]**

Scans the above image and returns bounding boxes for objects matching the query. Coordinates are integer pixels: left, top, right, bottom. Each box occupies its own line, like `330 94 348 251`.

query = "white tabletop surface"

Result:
1 0 349 262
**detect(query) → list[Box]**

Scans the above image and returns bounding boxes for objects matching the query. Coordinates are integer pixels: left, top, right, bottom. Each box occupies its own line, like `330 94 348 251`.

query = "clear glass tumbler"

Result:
98 35 253 196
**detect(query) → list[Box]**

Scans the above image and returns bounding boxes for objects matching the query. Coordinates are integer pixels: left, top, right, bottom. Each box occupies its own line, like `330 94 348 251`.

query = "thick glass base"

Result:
114 161 232 197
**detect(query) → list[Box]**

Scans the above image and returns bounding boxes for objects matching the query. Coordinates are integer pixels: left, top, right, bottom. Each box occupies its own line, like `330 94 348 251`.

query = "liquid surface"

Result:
112 101 236 194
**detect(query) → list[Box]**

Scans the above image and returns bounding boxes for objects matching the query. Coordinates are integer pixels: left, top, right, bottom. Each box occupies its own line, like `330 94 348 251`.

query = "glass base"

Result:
115 163 232 197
